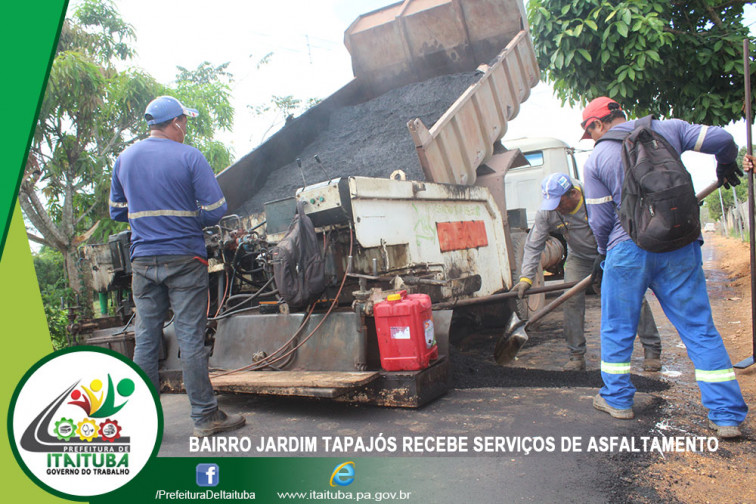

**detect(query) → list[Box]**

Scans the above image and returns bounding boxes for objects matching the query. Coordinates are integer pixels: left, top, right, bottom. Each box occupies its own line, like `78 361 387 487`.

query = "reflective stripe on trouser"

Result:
132 255 218 422
600 240 747 425
564 254 661 355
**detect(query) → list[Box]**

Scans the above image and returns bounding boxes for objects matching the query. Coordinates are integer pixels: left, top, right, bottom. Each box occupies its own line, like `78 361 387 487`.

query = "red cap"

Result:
580 96 621 140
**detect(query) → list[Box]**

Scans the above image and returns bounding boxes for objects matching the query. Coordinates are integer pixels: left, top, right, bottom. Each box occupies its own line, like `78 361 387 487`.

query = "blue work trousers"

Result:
564 253 661 355
132 255 217 422
600 240 747 426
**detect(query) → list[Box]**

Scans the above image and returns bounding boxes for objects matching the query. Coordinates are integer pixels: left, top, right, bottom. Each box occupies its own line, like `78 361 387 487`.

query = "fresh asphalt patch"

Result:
451 345 670 392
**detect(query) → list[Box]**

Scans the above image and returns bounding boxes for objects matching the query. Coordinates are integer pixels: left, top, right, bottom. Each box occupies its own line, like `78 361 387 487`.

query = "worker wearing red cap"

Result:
580 96 747 439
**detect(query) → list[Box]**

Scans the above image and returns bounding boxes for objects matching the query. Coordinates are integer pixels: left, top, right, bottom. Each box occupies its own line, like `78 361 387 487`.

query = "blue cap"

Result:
540 173 573 211
144 96 199 125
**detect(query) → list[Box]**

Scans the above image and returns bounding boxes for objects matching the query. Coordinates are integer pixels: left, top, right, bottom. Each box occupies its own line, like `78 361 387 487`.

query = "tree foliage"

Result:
33 247 75 349
21 0 159 308
20 0 236 316
528 0 755 125
175 62 235 172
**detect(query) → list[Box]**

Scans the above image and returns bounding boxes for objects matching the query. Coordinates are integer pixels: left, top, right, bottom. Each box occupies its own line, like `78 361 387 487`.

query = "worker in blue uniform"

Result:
581 96 748 439
110 96 244 437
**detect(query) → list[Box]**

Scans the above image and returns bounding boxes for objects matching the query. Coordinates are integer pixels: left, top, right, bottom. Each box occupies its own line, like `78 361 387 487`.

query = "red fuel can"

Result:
373 290 438 371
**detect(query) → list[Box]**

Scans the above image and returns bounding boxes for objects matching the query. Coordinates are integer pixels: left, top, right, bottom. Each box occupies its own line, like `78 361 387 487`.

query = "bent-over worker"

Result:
513 173 662 372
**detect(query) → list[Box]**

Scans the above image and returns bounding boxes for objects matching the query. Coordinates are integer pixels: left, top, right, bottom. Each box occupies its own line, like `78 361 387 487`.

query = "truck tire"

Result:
510 232 545 320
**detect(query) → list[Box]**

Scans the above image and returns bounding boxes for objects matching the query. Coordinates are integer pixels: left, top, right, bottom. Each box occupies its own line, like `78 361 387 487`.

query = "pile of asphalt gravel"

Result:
237 72 482 215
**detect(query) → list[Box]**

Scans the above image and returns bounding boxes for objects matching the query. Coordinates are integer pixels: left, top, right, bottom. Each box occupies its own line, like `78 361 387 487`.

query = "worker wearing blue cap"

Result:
109 96 244 437
512 172 662 371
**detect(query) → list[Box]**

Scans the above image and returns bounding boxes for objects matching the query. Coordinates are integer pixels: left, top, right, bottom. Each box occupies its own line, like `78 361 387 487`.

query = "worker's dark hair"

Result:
600 102 626 124
149 114 186 130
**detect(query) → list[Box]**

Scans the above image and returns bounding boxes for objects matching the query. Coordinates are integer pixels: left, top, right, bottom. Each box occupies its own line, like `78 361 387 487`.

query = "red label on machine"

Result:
436 220 488 252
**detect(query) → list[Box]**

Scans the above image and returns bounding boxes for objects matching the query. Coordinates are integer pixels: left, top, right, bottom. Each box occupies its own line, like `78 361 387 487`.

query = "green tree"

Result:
33 247 75 349
19 1 235 317
175 61 235 173
20 0 158 313
528 1 755 125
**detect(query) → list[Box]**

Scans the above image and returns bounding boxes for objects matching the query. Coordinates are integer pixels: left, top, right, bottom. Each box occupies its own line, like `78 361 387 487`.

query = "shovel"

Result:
735 38 756 369
494 274 595 365
492 165 725 366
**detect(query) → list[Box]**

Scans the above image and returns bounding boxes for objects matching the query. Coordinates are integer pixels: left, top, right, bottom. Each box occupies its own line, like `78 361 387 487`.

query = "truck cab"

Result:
502 137 579 228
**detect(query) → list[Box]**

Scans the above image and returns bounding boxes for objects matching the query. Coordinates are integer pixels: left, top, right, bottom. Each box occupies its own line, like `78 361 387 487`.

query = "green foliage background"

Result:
528 0 755 125
24 0 236 342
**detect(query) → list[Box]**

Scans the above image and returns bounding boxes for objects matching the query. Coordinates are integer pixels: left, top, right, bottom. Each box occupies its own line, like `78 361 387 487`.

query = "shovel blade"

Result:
494 314 528 365
734 355 755 369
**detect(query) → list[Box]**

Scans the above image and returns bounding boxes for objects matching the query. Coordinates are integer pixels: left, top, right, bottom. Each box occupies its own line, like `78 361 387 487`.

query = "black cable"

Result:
112 312 136 336
210 277 277 320
208 304 262 321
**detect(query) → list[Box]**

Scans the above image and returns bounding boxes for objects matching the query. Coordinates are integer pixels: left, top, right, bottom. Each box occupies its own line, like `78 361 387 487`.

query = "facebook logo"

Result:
196 463 220 487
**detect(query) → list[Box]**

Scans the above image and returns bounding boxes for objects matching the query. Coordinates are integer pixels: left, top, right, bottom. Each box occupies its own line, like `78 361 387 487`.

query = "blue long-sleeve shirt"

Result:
583 118 737 254
109 137 227 259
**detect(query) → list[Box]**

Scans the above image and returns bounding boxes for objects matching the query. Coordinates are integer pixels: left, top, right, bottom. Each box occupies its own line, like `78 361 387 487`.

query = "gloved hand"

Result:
513 280 531 299
591 254 606 295
716 161 743 189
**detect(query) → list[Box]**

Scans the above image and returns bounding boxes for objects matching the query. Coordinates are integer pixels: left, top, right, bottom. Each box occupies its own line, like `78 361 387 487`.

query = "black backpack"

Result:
271 201 326 308
596 115 700 253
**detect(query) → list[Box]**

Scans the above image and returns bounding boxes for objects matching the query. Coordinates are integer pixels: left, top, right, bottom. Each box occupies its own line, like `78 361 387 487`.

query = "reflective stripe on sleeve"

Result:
601 361 631 374
128 209 200 219
200 197 226 211
519 277 533 285
109 199 128 208
695 368 736 383
693 126 708 152
586 195 613 205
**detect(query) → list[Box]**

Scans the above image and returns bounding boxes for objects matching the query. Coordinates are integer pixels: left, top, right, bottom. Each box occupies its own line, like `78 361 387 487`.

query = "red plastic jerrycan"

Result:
373 290 438 371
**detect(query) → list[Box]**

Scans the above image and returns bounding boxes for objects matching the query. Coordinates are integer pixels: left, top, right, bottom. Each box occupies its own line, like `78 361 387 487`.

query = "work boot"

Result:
708 419 742 439
643 349 662 372
193 409 246 437
592 393 634 420
563 354 586 371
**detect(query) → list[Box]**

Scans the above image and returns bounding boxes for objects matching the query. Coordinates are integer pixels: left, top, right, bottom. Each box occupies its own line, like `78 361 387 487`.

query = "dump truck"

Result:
78 0 572 407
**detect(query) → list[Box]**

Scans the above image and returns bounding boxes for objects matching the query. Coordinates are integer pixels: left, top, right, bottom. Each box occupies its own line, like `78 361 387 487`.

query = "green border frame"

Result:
0 1 69 260
7 346 164 501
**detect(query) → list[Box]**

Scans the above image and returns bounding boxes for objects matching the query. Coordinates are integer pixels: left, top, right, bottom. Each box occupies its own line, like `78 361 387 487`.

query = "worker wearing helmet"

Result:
109 96 244 437
513 173 662 372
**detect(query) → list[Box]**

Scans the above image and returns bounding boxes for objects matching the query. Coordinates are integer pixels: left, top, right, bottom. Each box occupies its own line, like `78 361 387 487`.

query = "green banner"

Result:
95 458 425 504
0 2 67 259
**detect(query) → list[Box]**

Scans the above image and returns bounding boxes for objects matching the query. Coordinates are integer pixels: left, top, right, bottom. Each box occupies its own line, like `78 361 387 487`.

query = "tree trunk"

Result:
64 246 93 317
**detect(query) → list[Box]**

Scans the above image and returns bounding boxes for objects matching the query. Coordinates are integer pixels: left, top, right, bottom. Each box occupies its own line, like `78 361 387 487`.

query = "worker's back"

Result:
111 137 225 258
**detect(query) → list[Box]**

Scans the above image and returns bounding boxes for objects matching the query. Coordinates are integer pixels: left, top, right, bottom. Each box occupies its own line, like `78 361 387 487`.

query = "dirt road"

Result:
639 234 756 504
